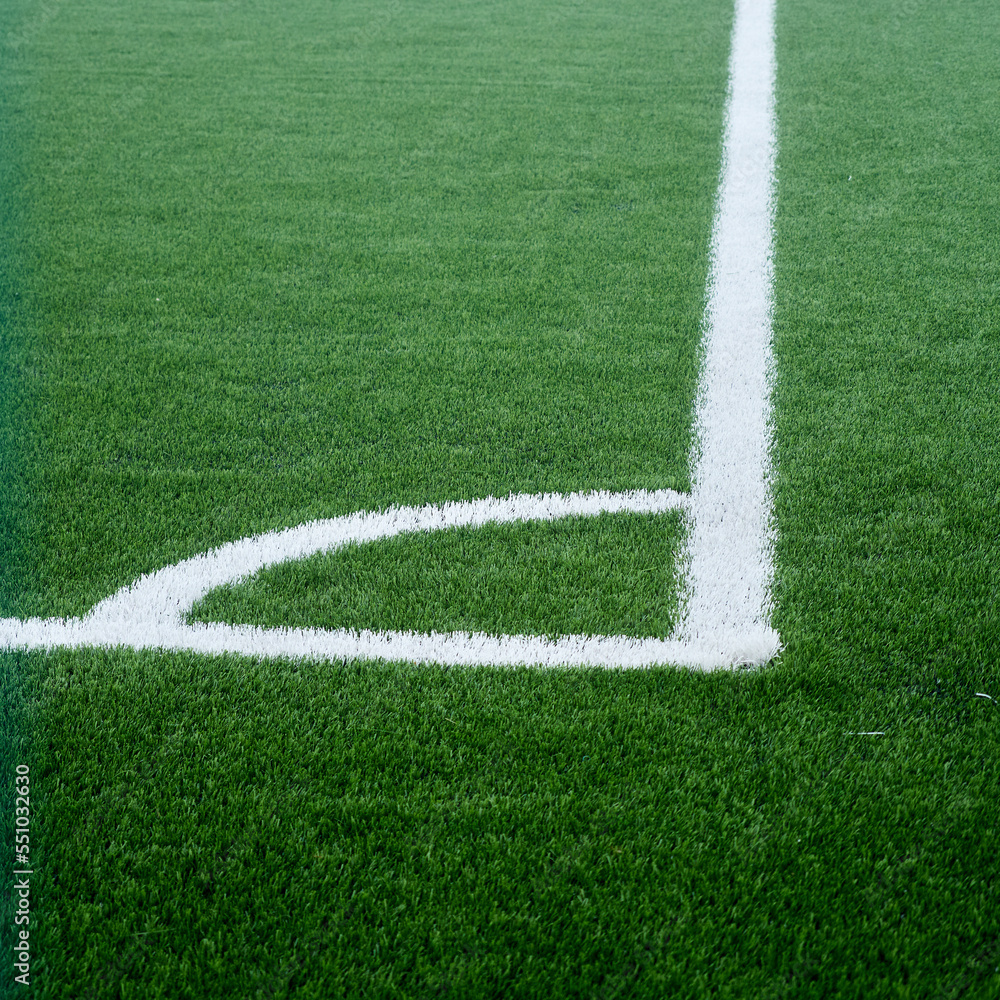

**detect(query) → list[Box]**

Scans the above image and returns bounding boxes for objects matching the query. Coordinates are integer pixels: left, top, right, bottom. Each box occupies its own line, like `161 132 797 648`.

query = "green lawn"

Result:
4 0 720 622
2 0 1000 997
188 511 687 641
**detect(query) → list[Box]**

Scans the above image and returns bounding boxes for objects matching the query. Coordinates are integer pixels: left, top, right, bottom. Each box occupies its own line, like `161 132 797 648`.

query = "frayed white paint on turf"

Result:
0 618 767 670
0 489 761 671
667 0 780 661
83 489 688 628
0 0 781 671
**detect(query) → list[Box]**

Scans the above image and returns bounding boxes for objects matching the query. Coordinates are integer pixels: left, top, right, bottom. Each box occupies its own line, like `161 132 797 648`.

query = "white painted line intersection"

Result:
0 0 781 670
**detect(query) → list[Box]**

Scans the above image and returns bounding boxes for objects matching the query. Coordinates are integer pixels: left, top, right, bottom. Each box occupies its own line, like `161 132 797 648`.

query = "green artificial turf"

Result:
1 0 33 617
189 511 686 640
772 0 1000 680
3 0 1000 998
2 1 38 952
27 647 999 1000
7 0 722 622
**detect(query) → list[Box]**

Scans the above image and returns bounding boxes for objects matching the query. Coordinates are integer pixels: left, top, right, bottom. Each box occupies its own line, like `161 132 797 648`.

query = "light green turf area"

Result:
3 0 1000 998
189 511 686 639
6 0 720 622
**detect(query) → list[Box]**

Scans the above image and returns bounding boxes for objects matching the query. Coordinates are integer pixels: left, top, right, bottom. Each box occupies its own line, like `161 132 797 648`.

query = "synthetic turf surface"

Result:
2 0 1000 998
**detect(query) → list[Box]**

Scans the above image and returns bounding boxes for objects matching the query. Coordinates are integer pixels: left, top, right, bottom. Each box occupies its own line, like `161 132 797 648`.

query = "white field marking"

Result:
667 0 780 662
0 489 746 671
0 0 781 671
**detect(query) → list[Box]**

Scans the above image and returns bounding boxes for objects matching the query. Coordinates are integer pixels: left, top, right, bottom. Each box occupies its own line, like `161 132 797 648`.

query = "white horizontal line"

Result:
0 488 784 669
0 617 781 670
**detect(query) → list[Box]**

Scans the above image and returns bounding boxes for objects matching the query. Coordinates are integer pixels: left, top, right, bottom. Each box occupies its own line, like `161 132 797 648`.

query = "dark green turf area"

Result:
25 647 1000 999
3 2 40 973
766 0 1000 992
5 0 1000 998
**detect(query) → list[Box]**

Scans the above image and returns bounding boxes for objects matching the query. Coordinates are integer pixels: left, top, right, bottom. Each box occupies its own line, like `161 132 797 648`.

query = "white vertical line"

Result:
669 0 781 666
